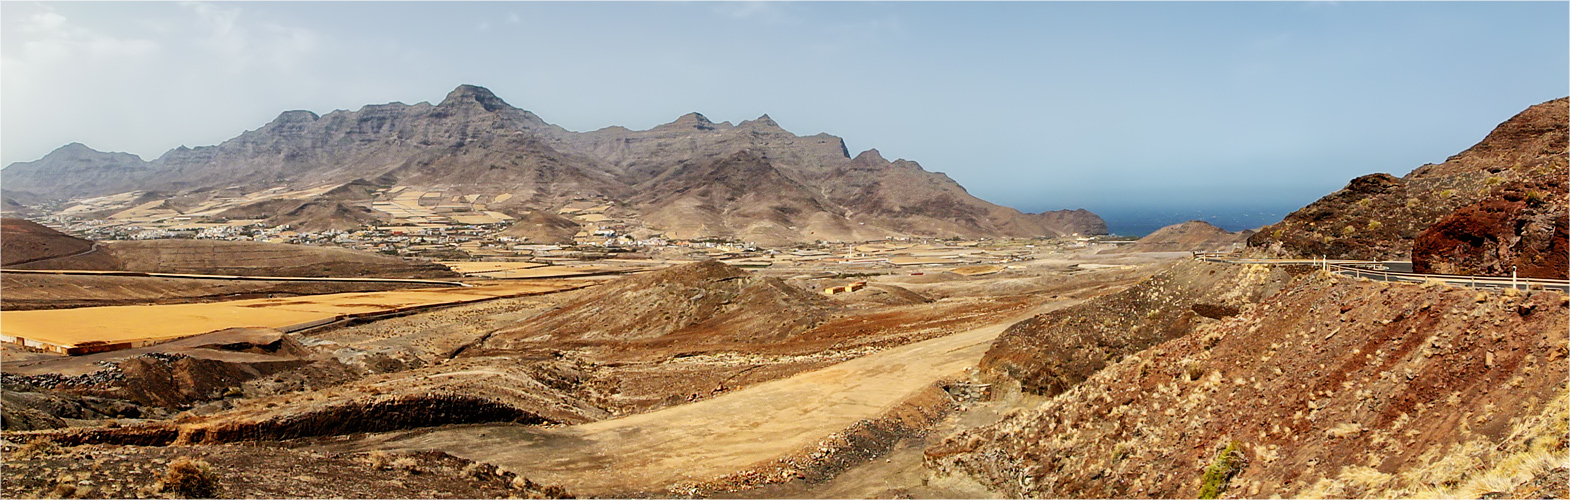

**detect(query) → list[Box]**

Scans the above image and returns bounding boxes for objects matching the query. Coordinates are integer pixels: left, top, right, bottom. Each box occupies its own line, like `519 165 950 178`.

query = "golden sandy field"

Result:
0 281 583 352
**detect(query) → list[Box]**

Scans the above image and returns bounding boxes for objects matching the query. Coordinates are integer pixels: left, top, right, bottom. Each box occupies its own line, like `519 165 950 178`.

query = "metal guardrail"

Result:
1192 253 1569 293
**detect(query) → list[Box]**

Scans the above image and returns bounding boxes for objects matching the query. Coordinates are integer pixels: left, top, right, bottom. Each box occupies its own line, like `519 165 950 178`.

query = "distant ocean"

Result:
1090 205 1296 237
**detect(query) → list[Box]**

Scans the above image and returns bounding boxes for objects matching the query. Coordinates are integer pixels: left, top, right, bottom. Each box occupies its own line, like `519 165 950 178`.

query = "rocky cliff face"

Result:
1411 179 1568 279
1249 98 1568 261
3 85 1104 243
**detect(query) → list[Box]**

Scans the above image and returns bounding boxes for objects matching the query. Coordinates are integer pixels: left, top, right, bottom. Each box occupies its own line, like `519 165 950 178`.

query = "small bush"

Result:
1182 360 1206 382
364 450 394 470
48 483 77 499
15 438 62 459
160 457 220 498
1198 441 1248 499
391 457 421 473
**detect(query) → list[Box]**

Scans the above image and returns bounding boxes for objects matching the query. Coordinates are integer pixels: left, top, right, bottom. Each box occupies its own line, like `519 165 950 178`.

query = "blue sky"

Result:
3 1 1566 220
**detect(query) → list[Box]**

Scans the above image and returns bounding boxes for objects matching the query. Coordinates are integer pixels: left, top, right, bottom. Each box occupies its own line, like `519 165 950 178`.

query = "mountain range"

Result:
2 85 1105 244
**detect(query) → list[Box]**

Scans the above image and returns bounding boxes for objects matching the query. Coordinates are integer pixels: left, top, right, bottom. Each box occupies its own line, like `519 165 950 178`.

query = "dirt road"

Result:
354 301 1074 496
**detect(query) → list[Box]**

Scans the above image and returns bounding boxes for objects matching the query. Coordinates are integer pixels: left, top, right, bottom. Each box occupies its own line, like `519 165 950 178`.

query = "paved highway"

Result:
1194 254 1569 293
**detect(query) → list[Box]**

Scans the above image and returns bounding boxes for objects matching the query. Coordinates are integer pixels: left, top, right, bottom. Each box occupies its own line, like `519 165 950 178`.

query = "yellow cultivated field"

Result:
0 282 582 355
473 265 624 278
438 261 550 274
450 214 504 225
949 265 1006 276
888 256 955 266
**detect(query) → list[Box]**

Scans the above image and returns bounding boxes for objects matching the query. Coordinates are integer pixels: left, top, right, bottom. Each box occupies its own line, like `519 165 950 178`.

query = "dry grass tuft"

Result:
14 437 62 459
159 457 220 498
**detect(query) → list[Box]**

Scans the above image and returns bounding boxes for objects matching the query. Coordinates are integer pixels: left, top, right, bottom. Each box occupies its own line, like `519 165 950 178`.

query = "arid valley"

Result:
2 3 1568 498
1 83 1566 499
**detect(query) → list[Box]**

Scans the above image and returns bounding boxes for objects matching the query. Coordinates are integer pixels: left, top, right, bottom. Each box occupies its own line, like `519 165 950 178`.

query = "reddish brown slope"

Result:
929 271 1568 498
980 261 1290 396
476 261 839 352
0 218 121 270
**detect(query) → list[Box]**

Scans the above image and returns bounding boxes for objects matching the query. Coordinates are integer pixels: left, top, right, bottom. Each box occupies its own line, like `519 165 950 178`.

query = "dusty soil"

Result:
0 443 569 499
320 304 1064 497
981 260 1292 396
2 329 335 425
103 239 458 279
0 252 1160 498
1 281 584 352
0 219 120 270
2 219 457 278
474 260 840 350
499 209 580 244
928 270 1569 498
1 272 432 310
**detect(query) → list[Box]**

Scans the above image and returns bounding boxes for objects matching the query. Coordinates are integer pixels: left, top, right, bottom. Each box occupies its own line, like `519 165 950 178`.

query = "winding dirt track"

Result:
362 301 1075 496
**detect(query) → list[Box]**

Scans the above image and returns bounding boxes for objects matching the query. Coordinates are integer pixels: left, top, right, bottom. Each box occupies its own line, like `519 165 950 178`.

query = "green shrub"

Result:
1525 191 1547 206
1198 441 1248 499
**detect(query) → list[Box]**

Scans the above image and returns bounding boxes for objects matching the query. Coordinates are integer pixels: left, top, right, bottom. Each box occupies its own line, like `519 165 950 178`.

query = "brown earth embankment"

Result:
928 269 1568 498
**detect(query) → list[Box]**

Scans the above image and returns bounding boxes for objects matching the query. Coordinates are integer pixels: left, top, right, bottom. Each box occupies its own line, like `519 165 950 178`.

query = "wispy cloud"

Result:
11 6 160 62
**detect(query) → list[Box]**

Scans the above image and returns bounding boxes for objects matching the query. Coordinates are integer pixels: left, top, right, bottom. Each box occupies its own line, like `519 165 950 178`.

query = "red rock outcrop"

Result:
1412 180 1568 279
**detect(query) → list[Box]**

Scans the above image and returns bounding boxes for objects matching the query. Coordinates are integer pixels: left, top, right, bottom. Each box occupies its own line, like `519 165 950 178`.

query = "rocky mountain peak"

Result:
438 84 513 112
677 112 712 124
852 149 888 165
739 114 783 131
271 110 320 124
40 142 143 163
659 112 720 131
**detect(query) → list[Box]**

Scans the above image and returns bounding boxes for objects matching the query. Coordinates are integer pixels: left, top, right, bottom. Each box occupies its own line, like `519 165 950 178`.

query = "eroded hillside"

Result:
981 261 1291 396
928 266 1568 498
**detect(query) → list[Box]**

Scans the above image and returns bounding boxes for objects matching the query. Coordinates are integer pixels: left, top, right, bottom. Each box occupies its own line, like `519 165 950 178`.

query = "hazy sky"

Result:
3 1 1566 216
